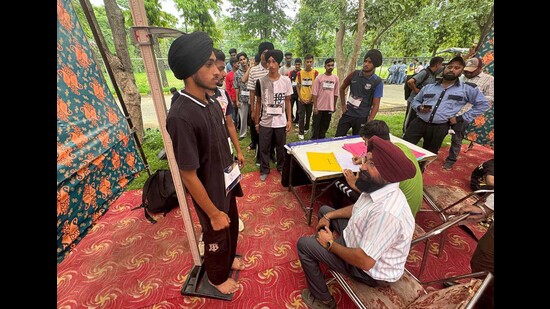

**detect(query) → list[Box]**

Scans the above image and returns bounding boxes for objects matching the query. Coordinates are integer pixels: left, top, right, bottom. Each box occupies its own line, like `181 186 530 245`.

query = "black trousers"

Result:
402 102 418 134
290 93 299 122
298 101 313 134
194 195 239 285
248 100 259 148
335 114 368 137
311 111 333 140
402 117 449 155
445 121 469 165
259 126 286 175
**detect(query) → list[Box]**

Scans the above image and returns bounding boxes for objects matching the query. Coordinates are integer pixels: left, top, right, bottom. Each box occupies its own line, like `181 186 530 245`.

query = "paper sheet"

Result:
306 152 342 172
334 152 360 172
342 142 367 157
410 149 425 159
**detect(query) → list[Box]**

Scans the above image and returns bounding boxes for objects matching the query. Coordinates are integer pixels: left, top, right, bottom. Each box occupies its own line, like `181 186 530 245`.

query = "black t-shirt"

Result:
166 91 243 220
470 159 494 191
289 69 300 94
170 91 181 106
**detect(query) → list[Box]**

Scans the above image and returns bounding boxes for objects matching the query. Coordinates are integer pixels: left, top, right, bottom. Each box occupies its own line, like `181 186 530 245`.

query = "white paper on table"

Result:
334 152 360 172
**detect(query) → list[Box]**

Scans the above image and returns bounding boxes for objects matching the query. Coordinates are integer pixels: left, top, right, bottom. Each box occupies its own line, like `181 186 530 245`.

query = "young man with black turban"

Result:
335 49 384 137
253 49 293 181
247 42 274 159
297 136 416 309
166 31 244 295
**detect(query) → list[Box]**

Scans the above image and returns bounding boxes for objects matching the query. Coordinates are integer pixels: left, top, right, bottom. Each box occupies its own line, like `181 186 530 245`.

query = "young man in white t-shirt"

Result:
253 50 293 181
311 58 339 139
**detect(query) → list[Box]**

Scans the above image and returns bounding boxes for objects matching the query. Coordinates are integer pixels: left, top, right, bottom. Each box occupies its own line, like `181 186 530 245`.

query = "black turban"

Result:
368 136 416 183
168 31 213 80
265 50 283 64
258 41 274 54
364 49 383 67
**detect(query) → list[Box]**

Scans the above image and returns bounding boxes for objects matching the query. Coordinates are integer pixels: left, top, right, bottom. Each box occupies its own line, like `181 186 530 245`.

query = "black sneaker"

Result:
301 289 336 309
442 162 454 170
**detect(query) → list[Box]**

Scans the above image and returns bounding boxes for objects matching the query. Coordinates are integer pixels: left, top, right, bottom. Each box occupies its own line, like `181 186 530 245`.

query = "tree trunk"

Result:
344 0 365 81
333 0 365 127
477 4 494 48
334 0 347 122
103 0 144 142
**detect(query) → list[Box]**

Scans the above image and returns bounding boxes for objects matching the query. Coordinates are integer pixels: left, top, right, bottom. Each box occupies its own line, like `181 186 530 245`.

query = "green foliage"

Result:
226 0 291 42
291 0 338 56
79 0 493 70
127 128 169 190
172 0 223 42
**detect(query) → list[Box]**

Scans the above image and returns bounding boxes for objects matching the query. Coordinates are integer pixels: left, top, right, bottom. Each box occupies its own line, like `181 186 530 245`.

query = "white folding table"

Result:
285 134 437 225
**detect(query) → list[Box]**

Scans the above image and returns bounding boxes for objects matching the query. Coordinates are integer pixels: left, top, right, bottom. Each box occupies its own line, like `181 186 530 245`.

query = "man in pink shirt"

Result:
311 58 339 139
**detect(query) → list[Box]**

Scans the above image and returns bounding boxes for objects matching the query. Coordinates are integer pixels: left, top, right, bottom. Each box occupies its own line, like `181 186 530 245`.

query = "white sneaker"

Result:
238 218 244 232
298 134 304 140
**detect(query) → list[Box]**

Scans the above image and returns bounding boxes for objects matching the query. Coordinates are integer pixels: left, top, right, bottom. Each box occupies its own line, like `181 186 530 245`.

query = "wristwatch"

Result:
326 240 334 251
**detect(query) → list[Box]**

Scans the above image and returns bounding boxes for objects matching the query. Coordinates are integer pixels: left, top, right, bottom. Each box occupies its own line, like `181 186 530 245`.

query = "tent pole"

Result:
127 0 201 267
78 0 151 176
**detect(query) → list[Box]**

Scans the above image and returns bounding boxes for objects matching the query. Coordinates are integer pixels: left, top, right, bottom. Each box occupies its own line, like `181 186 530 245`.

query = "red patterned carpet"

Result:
57 144 493 308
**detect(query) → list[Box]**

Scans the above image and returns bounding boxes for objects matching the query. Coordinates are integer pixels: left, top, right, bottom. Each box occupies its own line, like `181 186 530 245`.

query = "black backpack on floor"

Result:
132 169 179 223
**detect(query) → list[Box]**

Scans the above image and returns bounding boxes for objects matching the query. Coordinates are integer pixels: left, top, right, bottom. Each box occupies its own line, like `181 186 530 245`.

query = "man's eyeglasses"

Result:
361 157 375 167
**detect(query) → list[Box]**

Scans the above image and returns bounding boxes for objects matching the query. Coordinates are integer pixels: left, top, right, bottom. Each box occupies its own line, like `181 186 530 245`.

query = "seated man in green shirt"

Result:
333 120 423 216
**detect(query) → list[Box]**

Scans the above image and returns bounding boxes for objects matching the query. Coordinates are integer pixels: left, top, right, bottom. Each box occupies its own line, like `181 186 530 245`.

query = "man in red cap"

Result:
297 136 416 309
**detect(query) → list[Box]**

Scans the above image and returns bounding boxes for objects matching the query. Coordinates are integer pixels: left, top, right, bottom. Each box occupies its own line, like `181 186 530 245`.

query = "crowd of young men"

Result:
166 32 493 308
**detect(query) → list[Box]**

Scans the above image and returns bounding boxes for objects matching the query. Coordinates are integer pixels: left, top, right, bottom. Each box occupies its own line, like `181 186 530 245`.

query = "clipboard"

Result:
224 161 242 196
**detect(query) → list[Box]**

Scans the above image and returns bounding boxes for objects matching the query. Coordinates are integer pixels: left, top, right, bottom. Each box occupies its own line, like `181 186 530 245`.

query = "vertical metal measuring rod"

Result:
127 0 201 266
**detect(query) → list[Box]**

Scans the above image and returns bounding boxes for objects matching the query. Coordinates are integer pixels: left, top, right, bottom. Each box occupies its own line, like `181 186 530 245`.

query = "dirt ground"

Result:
139 83 408 129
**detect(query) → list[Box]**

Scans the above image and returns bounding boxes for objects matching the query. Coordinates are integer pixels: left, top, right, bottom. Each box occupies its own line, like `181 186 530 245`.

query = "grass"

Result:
126 128 169 190
127 110 452 190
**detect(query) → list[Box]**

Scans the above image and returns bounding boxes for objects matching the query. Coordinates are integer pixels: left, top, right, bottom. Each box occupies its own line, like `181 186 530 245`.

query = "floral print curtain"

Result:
57 0 145 263
465 24 494 148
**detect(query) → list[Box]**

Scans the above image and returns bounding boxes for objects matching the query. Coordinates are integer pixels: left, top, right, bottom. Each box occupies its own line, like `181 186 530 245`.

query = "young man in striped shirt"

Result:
248 42 274 163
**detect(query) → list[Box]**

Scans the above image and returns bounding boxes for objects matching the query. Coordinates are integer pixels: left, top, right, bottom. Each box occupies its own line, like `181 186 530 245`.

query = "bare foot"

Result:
231 256 245 270
209 278 241 294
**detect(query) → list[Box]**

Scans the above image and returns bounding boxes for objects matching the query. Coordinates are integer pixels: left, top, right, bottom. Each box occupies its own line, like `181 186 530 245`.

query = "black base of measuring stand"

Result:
181 263 240 301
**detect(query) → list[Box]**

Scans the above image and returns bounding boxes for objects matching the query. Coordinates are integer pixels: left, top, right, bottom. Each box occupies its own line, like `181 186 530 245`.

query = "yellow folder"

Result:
306 152 342 172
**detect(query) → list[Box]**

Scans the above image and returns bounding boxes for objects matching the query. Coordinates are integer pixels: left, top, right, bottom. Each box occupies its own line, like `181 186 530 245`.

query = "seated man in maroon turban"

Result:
297 136 416 309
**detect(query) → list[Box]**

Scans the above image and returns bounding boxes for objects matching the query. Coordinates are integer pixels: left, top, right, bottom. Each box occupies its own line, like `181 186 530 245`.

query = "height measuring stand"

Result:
127 0 238 300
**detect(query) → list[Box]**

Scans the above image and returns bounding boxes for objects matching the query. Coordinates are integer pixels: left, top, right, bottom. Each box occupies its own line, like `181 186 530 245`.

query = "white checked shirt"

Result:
343 183 415 282
458 71 495 114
